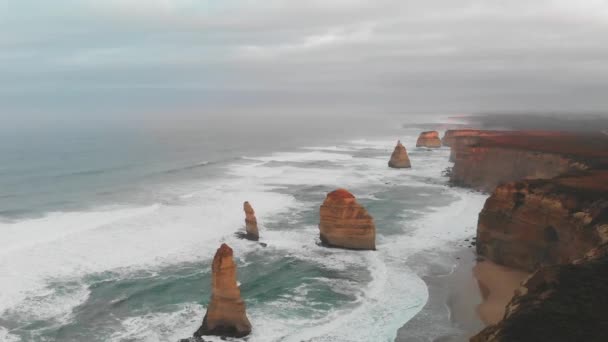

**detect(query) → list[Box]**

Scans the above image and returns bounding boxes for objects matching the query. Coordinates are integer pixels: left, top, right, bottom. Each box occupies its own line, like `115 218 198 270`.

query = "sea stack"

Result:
388 140 411 168
243 201 259 241
319 188 376 250
194 243 252 338
416 131 442 148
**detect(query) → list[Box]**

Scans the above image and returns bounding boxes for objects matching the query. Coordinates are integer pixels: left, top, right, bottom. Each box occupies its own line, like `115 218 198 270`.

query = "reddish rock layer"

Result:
449 131 608 191
195 244 252 338
388 140 411 168
243 201 259 241
471 243 608 342
476 170 608 271
319 189 376 250
416 131 442 148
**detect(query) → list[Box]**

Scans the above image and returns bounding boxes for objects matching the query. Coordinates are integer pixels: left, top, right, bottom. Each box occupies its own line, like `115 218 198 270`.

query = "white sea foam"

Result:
0 327 20 342
244 151 353 163
0 131 488 342
109 303 205 342
0 181 298 321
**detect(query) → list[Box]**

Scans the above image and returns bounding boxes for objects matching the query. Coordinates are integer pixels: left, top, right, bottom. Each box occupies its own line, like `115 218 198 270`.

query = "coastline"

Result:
473 260 530 325
397 247 485 342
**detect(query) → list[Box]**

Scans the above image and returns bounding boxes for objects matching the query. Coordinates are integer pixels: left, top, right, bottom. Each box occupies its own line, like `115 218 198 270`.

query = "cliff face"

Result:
477 170 608 272
416 131 442 148
243 201 259 241
388 140 411 168
195 244 252 338
471 243 608 342
448 131 608 191
319 188 376 250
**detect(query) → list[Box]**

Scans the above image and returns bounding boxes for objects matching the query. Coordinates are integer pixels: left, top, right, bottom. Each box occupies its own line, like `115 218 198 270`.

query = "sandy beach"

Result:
473 260 530 325
397 245 531 341
397 247 484 342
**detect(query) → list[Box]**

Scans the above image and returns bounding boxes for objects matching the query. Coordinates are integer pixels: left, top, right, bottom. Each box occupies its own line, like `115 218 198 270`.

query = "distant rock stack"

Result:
194 244 252 338
243 201 259 241
416 131 442 148
388 140 411 168
319 189 376 250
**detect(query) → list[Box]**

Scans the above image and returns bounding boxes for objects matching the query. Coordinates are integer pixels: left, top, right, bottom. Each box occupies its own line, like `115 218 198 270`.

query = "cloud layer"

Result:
1 0 607 118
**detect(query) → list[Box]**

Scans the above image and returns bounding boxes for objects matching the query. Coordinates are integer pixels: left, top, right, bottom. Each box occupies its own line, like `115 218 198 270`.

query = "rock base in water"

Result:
243 201 259 241
319 188 376 250
388 140 411 168
416 131 442 148
194 244 252 338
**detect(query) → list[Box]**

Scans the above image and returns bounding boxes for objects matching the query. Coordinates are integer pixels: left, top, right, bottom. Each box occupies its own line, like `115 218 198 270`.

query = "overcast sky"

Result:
1 0 608 121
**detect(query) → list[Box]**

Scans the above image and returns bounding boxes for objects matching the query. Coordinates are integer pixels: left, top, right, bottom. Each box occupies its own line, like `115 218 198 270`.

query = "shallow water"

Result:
0 116 486 342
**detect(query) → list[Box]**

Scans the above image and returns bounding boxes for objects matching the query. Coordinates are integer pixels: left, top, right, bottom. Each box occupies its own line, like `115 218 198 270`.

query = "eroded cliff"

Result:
448 131 608 191
471 243 608 342
476 170 608 271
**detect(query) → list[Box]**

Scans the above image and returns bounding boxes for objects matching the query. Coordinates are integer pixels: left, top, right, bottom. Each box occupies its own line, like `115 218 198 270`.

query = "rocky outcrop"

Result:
449 131 608 191
243 201 259 241
194 244 252 338
388 140 411 168
416 131 442 148
476 170 608 271
319 189 376 250
471 243 608 342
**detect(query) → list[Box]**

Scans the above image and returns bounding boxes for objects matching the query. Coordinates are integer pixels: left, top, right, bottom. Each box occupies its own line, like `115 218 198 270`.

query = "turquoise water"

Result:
0 116 486 341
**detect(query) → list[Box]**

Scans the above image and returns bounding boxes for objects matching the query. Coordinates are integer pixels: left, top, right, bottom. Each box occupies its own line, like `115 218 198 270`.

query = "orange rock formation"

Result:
448 130 608 191
471 243 608 342
319 189 376 250
476 170 608 272
388 140 411 168
243 201 259 241
194 243 252 338
416 131 442 148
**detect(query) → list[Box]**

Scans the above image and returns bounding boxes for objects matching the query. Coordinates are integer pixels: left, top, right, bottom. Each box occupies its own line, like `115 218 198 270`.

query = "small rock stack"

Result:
243 201 259 241
388 140 411 168
194 243 252 338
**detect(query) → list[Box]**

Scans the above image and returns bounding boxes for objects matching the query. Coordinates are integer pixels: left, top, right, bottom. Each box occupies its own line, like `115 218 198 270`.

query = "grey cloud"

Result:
1 0 608 119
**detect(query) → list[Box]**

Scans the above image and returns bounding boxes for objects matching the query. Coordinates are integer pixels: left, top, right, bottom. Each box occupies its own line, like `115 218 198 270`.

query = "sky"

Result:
1 0 608 122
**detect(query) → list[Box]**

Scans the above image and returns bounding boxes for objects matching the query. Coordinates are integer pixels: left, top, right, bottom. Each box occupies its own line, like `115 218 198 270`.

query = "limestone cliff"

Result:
416 131 442 148
448 131 608 191
476 170 608 271
319 189 376 250
243 201 259 241
194 243 252 338
388 140 411 168
471 243 608 342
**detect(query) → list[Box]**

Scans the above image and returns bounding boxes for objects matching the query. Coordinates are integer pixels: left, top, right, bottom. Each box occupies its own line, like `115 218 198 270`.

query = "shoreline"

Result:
396 247 532 341
473 260 530 325
397 247 485 342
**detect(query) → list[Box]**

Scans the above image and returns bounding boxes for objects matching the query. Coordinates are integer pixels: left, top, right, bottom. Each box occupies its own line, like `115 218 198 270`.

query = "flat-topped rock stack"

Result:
194 243 252 338
388 140 411 168
319 189 376 250
416 131 442 148
243 201 259 241
447 130 608 191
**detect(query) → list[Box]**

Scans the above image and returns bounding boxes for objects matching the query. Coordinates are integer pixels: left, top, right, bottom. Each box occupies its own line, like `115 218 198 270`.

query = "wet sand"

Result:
397 248 530 341
397 248 484 342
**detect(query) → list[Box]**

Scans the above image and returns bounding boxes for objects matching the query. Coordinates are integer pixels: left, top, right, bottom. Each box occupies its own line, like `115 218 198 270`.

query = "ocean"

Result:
0 114 486 342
